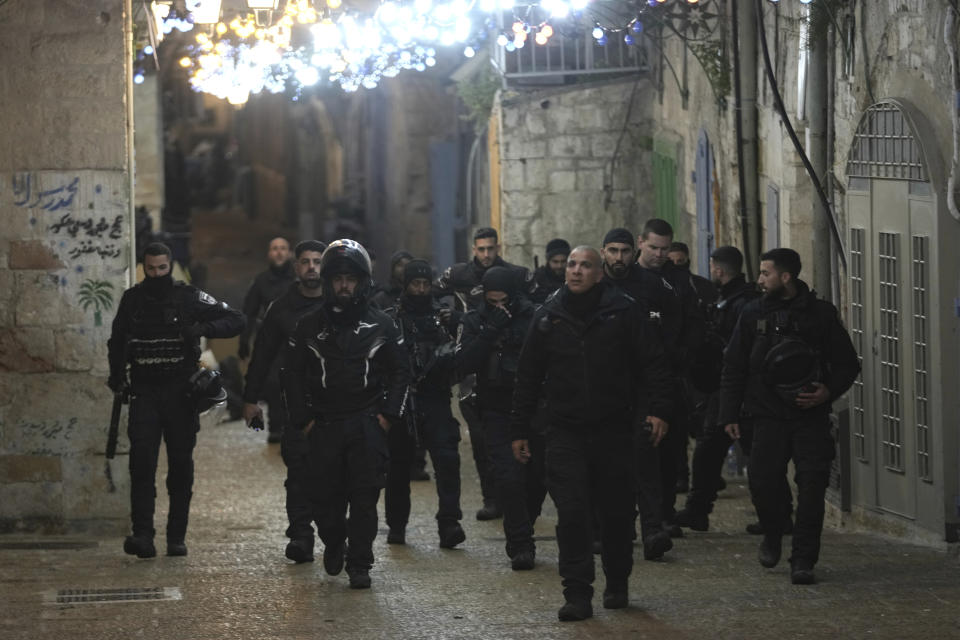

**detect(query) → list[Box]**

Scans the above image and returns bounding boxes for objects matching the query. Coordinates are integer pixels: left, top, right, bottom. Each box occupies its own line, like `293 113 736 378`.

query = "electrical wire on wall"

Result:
754 0 846 269
731 0 753 278
603 73 642 212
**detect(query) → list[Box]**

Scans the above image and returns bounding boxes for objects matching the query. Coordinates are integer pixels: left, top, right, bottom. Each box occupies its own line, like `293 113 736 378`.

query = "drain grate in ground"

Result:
0 541 98 550
44 587 182 605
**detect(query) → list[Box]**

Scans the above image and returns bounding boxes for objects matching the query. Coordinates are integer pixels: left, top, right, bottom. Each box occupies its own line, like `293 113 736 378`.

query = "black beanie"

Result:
603 227 634 247
481 266 518 297
545 238 571 259
403 259 433 287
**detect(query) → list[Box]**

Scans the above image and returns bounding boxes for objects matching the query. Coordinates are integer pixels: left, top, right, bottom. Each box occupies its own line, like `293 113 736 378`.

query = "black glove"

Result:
237 339 250 360
107 374 129 394
487 306 512 330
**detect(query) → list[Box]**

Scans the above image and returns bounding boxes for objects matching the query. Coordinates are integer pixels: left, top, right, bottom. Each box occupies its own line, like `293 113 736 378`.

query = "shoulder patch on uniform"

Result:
198 291 217 305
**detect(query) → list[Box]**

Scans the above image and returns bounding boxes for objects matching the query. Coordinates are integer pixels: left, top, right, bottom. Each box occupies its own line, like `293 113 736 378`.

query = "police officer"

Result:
107 242 245 558
241 240 326 563
599 227 673 561
530 238 569 304
383 259 465 548
721 248 859 585
675 246 793 532
283 239 410 589
436 227 537 520
370 250 413 310
511 246 672 621
457 266 539 570
238 236 296 442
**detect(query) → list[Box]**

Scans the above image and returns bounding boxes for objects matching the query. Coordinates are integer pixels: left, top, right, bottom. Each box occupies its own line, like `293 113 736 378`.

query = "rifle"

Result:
106 389 129 459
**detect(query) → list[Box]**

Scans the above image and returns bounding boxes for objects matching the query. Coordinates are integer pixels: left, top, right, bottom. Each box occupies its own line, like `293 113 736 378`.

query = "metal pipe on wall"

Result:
736 0 761 278
808 6 832 299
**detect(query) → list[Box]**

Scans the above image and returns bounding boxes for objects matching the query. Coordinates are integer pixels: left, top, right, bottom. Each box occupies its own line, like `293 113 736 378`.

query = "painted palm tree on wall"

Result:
77 279 115 327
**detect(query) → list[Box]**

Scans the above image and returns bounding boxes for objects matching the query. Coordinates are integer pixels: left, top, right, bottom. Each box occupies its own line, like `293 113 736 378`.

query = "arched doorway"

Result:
844 99 954 536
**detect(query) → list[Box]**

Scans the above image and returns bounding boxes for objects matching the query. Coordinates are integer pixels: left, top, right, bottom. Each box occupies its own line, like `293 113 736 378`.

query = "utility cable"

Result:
754 0 847 269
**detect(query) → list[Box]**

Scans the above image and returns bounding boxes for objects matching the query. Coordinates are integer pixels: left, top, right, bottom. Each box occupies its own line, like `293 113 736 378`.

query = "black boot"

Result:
674 508 709 532
758 534 782 568
285 537 314 563
438 522 466 549
348 567 372 589
475 499 502 521
558 600 593 621
790 558 816 585
387 527 406 545
642 529 673 561
511 549 535 571
166 539 187 557
323 540 346 576
123 535 156 559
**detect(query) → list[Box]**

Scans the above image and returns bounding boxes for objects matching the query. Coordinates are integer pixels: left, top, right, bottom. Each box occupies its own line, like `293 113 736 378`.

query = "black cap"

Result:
481 266 518 297
403 259 433 286
603 227 634 247
545 238 571 259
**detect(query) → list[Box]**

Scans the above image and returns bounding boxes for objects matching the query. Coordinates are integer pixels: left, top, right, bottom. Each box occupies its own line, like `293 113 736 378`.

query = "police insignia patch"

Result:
198 291 217 305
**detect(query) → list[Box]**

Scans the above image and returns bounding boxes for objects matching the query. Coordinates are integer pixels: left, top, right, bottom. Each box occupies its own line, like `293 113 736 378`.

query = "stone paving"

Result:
2 414 960 639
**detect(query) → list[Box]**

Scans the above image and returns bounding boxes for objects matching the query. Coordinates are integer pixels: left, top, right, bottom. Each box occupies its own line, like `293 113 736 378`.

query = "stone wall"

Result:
497 78 659 269
0 0 132 533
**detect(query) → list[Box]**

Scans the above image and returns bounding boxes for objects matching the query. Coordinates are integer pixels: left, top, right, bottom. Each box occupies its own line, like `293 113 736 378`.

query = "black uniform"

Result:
603 262 704 540
719 280 859 568
242 282 324 547
239 261 296 435
435 255 537 515
530 264 564 305
458 296 544 560
283 303 410 576
511 282 672 606
107 277 244 547
679 274 790 526
435 256 537 312
383 295 464 542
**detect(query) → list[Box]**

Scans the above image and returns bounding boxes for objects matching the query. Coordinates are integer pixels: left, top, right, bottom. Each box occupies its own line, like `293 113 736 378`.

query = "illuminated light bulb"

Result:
541 0 569 19
327 0 342 7
464 46 476 58
179 56 192 67
230 18 241 29
631 21 642 34
656 0 667 4
541 24 553 37
516 30 527 42
512 21 524 34
426 56 436 67
143 45 155 55
799 0 812 3
624 33 634 45
514 35 525 48
596 35 607 45
592 26 603 39
415 0 432 12
216 21 227 35
570 0 588 9
441 30 457 46
497 34 508 46
535 32 548 45
255 28 266 39
296 66 320 86
687 0 699 4
479 0 497 11
196 32 210 44
134 73 145 84
505 41 516 52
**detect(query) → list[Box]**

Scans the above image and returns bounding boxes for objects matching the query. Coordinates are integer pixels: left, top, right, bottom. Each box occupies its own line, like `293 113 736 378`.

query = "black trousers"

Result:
306 411 389 572
636 380 687 532
750 416 834 565
685 418 793 518
280 426 315 541
127 380 198 542
385 395 463 530
459 387 496 505
547 423 636 603
484 409 548 557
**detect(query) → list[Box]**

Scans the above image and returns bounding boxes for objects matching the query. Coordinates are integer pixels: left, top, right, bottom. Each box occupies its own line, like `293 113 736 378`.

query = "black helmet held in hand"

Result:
188 367 227 414
763 337 821 405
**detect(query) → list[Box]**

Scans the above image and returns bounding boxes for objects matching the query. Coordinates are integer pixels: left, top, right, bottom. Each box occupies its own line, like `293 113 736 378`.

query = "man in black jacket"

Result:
241 240 326 563
721 248 859 585
238 236 297 442
383 259 465 549
436 227 537 520
283 239 410 590
458 266 541 570
108 242 245 558
675 246 792 532
370 250 413 310
531 238 569 304
511 246 672 621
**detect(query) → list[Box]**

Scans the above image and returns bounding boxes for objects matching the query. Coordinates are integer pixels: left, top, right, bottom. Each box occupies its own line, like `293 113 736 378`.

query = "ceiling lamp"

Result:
189 0 222 24
247 0 280 7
